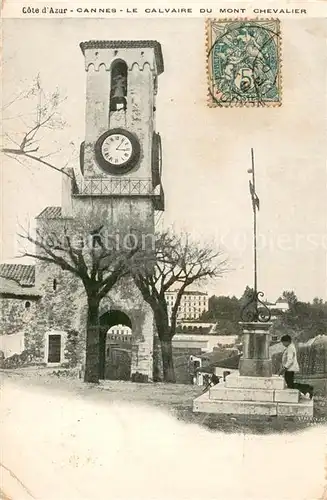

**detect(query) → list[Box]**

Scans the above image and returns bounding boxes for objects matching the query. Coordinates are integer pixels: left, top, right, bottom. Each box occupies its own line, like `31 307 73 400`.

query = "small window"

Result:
53 279 57 291
25 301 31 309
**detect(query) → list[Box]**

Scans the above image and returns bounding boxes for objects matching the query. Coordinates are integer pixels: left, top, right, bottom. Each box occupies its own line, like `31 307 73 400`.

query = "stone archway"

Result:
99 310 132 380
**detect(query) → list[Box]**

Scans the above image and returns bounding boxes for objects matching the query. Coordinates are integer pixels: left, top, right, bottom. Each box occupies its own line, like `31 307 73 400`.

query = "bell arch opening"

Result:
99 310 132 380
109 60 128 112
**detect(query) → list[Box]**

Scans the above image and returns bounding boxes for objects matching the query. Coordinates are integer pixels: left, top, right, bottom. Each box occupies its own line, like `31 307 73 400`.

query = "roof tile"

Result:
0 264 35 286
36 206 62 219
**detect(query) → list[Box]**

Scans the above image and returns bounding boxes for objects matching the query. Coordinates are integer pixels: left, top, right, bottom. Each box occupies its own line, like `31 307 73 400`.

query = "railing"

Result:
78 178 154 196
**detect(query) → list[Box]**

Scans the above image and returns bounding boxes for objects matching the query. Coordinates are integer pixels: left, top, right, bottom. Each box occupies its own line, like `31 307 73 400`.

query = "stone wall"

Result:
31 261 85 363
0 297 38 336
0 296 44 361
0 258 155 378
0 260 86 364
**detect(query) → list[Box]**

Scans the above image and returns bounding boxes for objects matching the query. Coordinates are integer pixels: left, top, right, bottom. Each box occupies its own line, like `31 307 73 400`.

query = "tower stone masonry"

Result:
67 40 165 381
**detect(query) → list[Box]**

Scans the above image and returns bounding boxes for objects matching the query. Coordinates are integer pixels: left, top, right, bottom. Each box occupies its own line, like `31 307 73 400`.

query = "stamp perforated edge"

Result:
205 18 283 108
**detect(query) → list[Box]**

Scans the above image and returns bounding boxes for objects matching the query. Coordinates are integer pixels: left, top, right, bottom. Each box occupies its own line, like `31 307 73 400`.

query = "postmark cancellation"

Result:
206 18 282 107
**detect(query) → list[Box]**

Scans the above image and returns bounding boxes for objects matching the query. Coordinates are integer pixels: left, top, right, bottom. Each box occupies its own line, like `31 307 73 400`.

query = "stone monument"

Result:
193 319 313 417
193 150 313 418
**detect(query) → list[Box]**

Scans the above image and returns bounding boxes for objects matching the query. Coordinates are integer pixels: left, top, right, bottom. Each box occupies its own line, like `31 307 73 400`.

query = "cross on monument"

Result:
239 149 273 377
241 148 271 324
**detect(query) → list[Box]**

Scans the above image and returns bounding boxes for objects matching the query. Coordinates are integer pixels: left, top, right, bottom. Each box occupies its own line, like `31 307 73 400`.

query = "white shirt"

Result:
282 343 300 372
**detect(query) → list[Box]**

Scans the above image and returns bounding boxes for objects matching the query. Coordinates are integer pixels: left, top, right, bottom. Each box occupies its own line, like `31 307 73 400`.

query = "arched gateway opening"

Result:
99 310 132 380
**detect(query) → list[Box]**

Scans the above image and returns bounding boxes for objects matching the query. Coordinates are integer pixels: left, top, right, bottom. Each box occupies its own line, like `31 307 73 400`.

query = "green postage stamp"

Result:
206 19 282 107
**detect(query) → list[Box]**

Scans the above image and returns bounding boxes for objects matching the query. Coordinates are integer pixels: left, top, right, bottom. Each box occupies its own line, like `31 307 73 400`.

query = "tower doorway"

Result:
99 310 132 380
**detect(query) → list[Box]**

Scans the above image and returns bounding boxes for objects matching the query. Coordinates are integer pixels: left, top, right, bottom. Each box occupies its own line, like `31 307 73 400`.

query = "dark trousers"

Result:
284 370 313 395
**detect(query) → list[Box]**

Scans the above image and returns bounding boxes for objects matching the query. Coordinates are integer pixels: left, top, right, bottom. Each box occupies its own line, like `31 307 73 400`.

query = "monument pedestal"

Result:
193 322 313 418
239 321 272 377
193 373 313 417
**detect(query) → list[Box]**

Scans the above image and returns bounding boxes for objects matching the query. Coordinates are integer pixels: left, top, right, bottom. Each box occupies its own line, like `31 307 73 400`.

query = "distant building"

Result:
272 298 289 312
263 298 290 342
172 334 238 352
195 349 241 378
264 298 289 321
107 324 132 343
178 321 216 334
165 290 209 322
260 298 290 342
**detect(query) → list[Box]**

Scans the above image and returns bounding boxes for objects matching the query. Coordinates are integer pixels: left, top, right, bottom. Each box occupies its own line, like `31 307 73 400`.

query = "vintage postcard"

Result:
1 2 327 499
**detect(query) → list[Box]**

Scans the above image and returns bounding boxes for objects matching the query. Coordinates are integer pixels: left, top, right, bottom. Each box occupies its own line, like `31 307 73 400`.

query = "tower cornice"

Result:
79 40 164 74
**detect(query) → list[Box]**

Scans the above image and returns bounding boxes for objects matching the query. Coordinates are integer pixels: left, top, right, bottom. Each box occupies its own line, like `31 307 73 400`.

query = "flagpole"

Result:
241 149 271 323
251 148 258 297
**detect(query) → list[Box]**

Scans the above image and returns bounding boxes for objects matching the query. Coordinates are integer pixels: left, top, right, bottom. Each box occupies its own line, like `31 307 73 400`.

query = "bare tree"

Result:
19 218 136 383
131 230 228 382
2 75 73 178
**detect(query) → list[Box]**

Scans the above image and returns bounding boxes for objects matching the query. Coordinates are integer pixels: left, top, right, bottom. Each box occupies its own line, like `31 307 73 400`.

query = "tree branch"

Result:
18 230 80 277
2 149 73 178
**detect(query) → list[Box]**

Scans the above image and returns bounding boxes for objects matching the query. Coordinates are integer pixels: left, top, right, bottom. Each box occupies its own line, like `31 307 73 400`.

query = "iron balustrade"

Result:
79 178 154 196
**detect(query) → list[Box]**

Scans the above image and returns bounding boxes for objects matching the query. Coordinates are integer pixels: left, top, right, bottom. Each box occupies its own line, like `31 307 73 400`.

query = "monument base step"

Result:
274 389 299 403
193 391 277 415
277 399 314 417
209 384 299 403
225 373 286 390
193 391 313 418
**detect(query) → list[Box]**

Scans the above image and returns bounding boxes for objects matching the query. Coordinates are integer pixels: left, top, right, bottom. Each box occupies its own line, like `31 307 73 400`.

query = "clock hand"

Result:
116 139 125 150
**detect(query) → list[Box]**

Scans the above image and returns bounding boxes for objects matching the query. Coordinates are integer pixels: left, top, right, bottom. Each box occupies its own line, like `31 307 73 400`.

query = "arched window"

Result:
25 301 31 309
53 279 57 291
110 60 128 112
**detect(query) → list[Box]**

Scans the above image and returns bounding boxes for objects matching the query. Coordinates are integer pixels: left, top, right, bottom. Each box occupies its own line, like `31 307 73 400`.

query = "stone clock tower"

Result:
62 40 165 381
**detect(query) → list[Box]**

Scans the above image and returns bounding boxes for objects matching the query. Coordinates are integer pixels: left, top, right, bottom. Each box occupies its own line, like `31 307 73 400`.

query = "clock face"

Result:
95 128 140 175
101 134 133 166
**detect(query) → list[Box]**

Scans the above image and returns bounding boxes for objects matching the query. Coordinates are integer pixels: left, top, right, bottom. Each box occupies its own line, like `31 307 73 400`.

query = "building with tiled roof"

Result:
36 206 62 219
0 200 68 359
0 264 35 287
0 264 41 300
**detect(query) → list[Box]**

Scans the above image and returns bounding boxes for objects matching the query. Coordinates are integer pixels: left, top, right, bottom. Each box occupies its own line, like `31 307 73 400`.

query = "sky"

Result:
1 17 327 302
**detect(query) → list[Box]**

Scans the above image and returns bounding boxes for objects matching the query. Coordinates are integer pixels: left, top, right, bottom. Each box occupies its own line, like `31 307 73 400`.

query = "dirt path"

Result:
2 368 327 433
